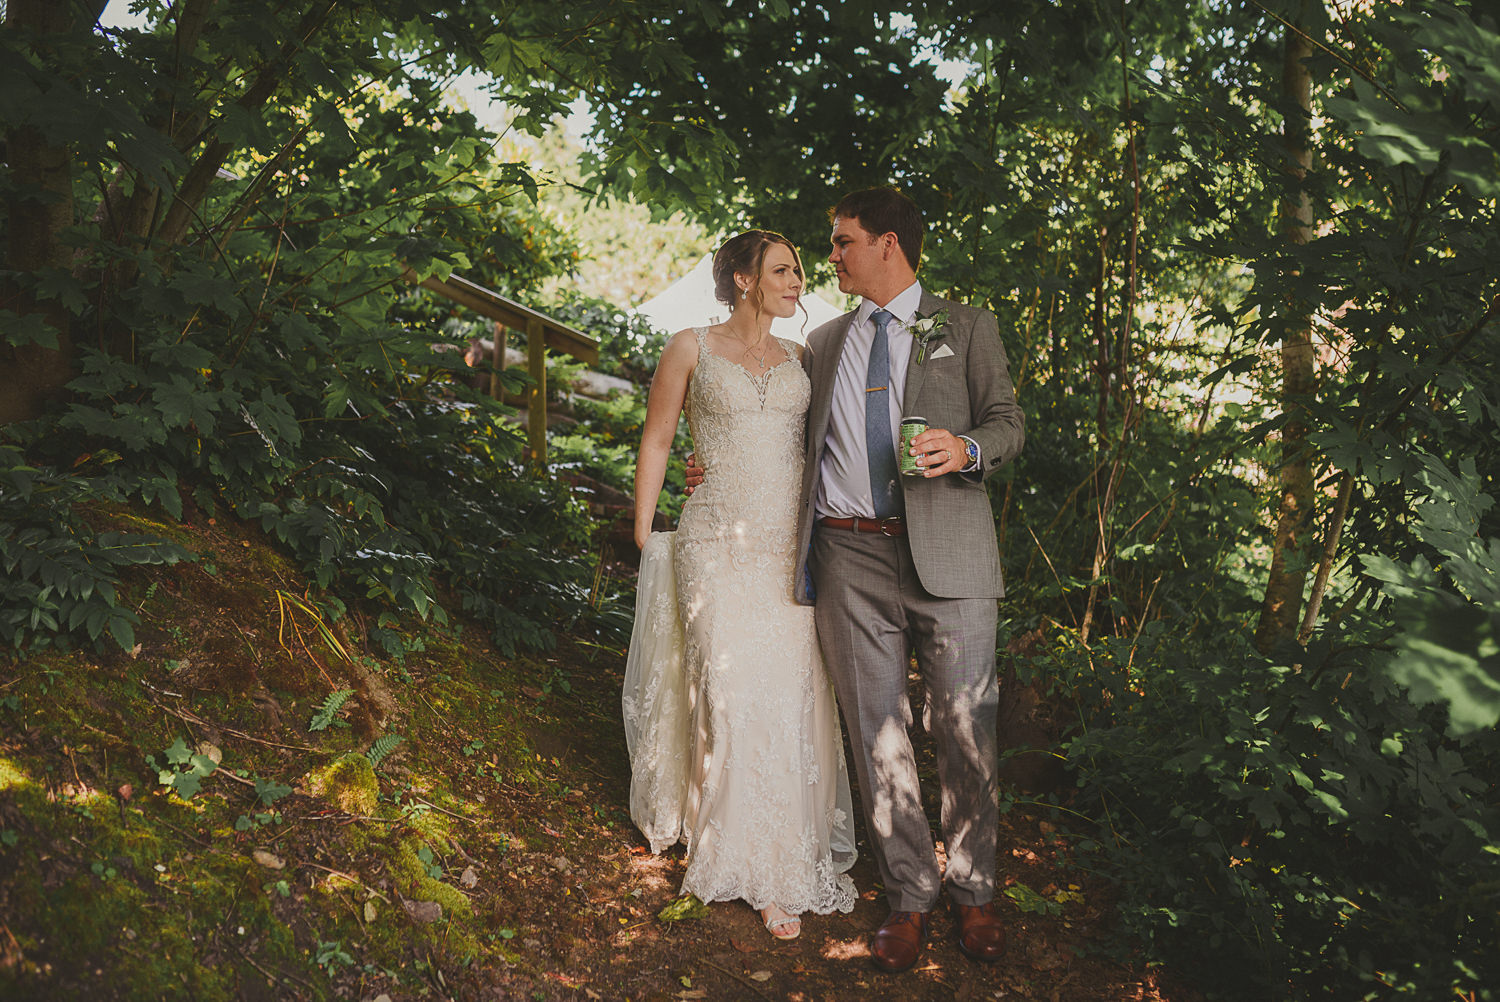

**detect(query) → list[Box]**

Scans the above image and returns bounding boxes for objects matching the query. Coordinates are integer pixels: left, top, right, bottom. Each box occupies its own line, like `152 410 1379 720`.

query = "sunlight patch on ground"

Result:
819 937 869 961
0 755 32 791
623 848 679 894
56 782 105 807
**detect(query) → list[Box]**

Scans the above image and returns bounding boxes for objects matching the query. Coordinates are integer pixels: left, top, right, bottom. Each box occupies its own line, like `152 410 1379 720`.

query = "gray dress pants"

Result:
810 525 999 912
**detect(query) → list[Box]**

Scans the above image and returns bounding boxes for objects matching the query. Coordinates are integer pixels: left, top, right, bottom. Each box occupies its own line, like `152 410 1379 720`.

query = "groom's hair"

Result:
830 187 923 272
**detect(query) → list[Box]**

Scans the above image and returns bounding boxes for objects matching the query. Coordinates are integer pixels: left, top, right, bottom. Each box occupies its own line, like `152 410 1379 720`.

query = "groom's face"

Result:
828 215 886 299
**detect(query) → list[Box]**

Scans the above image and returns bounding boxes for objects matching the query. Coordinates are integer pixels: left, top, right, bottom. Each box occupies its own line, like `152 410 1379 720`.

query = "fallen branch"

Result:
702 958 776 1002
215 768 256 789
231 944 319 996
409 795 474 823
151 699 320 752
301 861 391 903
295 810 403 825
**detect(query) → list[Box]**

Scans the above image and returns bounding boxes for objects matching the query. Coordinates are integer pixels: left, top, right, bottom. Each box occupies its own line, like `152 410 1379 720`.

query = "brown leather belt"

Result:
818 516 907 536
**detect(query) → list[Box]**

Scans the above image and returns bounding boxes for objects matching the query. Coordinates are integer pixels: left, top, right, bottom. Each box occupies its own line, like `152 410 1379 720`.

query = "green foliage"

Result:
537 293 691 521
1322 4 1500 197
47 296 591 651
1363 455 1500 736
236 777 292 831
539 665 572 696
655 893 710 924
314 940 354 972
365 734 404 769
147 737 219 800
1059 620 1500 1000
999 383 1270 634
0 0 705 660
415 844 444 881
527 125 712 307
1003 882 1068 918
0 445 189 653
308 689 355 732
254 778 294 806
544 293 672 383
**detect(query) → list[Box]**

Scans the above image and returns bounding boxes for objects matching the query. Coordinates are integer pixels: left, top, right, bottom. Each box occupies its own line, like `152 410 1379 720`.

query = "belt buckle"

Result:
879 519 902 537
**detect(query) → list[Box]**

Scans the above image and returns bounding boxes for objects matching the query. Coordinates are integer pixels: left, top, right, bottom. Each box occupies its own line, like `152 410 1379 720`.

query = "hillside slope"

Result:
0 503 1189 1001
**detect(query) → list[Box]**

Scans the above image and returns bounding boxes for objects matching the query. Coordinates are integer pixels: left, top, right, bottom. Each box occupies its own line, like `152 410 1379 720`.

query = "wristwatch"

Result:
959 436 980 471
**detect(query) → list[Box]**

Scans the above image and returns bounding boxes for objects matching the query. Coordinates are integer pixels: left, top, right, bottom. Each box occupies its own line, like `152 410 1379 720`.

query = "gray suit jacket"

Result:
793 291 1025 603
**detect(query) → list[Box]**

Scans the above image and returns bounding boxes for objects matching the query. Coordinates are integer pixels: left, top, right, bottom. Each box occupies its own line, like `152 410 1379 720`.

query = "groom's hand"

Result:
909 428 968 477
684 451 704 495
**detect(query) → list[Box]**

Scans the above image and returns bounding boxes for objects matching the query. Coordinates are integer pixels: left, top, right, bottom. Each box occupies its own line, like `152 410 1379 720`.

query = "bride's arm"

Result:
634 330 697 549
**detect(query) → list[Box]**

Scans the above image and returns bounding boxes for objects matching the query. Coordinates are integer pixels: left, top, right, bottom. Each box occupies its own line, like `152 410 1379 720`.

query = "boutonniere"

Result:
909 308 950 364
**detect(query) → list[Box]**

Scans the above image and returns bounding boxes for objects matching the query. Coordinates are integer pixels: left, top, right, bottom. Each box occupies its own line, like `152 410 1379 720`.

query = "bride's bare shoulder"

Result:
656 328 701 369
665 327 709 348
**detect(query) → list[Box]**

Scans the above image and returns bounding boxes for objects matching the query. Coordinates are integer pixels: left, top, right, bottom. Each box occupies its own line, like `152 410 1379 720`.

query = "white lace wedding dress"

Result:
623 328 856 916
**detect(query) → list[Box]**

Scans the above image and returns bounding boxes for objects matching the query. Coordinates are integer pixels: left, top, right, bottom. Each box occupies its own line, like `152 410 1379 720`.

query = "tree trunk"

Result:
154 0 339 252
1091 223 1112 434
92 0 215 345
1254 6 1317 653
0 0 89 424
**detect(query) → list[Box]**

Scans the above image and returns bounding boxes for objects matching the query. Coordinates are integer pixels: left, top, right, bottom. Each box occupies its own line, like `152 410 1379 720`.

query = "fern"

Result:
366 734 403 768
308 688 354 731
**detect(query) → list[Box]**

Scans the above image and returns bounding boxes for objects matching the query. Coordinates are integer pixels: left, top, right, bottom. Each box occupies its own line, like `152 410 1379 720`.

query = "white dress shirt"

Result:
815 282 925 519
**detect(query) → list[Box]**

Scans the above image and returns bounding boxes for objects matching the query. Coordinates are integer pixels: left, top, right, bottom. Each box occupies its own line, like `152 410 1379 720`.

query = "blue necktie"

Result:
866 309 900 518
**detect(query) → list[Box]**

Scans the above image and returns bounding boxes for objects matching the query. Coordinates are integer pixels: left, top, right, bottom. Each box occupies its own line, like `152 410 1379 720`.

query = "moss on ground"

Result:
0 502 613 1001
305 753 379 816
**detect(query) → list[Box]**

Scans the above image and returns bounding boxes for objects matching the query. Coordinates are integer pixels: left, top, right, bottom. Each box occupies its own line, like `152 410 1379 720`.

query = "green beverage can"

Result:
899 416 927 476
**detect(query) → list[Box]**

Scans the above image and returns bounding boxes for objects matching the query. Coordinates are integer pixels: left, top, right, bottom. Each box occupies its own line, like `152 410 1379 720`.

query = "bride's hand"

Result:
684 451 705 495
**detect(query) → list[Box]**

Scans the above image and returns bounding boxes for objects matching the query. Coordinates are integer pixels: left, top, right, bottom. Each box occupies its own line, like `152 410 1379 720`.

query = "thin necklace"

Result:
726 325 772 369
743 335 771 369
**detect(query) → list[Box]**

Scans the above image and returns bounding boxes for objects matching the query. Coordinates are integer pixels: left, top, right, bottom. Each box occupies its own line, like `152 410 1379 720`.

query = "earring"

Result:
741 289 748 300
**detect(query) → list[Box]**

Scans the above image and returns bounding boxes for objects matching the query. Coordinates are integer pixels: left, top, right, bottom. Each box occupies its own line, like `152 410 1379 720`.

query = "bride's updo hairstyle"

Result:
711 230 807 328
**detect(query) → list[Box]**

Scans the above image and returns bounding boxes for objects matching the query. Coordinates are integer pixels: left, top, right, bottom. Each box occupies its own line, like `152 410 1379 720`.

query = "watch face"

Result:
966 441 979 463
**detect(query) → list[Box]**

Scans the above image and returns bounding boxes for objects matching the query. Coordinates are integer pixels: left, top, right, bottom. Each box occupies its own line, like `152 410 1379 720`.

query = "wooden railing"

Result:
401 267 598 469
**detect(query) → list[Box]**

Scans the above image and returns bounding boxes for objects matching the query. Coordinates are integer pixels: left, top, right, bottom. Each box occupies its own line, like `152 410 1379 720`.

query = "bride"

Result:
624 230 857 940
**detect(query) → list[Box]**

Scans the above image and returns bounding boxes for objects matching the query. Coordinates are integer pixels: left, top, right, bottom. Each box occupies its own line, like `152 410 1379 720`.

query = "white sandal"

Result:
761 906 801 941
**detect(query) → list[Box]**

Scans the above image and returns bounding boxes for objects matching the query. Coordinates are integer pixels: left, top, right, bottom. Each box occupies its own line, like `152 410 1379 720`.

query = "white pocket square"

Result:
929 343 955 359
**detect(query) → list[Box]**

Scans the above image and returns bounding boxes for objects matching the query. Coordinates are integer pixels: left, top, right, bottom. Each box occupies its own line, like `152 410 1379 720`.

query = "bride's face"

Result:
744 242 803 319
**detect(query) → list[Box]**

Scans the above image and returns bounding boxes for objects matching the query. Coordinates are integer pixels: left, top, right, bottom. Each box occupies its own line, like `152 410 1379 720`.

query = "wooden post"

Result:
397 267 596 475
527 317 546 468
489 322 507 400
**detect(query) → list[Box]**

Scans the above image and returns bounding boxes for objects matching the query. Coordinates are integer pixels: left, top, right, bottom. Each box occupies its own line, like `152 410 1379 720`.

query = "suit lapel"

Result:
808 311 856 450
901 291 949 409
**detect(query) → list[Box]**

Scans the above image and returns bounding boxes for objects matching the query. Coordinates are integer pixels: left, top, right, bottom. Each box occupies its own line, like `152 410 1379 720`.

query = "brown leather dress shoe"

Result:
870 910 930 972
952 901 1006 962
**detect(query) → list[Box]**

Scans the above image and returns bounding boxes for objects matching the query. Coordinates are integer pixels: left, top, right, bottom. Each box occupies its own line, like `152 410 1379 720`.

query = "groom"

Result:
799 187 1023 972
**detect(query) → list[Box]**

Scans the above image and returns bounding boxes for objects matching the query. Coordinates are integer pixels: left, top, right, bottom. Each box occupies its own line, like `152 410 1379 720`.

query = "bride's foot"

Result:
761 905 801 941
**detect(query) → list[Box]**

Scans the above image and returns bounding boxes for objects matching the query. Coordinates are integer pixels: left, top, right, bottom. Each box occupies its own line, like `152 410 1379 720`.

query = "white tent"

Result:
635 253 846 344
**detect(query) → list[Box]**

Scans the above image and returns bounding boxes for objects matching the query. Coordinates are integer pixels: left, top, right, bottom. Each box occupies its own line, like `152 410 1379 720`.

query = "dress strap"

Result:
684 327 709 418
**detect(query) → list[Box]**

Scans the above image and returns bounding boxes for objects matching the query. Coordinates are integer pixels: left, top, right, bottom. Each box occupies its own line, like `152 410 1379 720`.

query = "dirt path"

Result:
502 636 1190 1002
